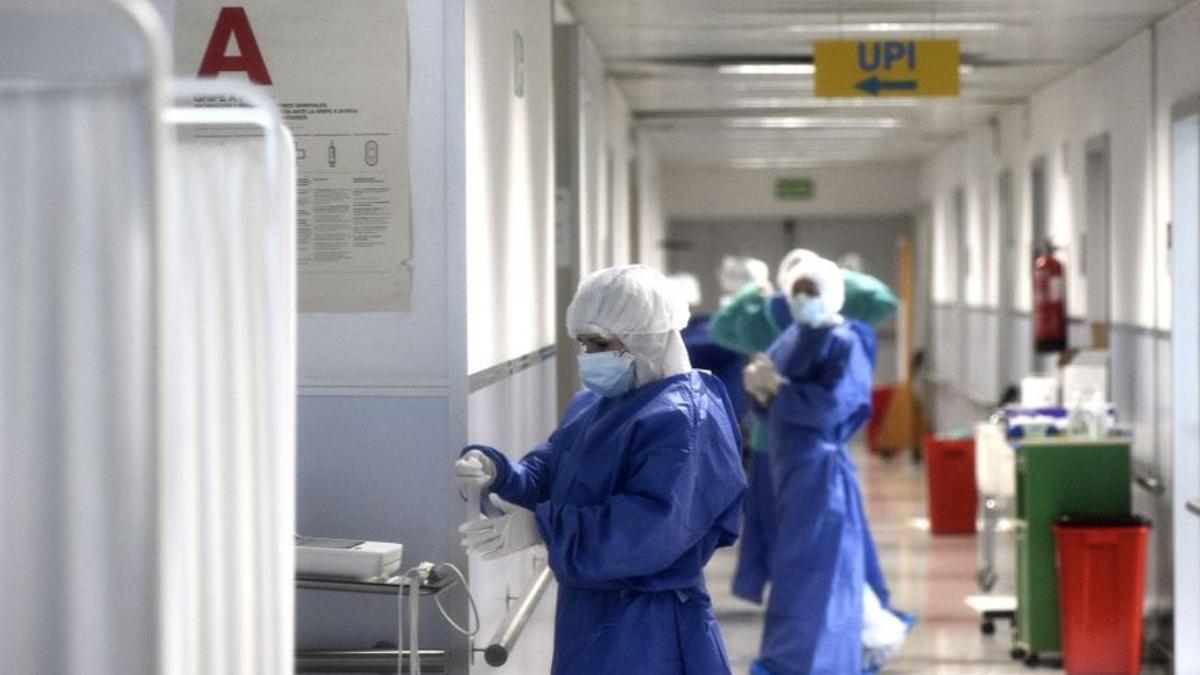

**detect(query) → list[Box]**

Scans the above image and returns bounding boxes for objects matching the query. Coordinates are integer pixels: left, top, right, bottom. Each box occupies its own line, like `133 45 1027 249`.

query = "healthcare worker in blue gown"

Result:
746 254 880 674
453 265 747 675
711 250 903 631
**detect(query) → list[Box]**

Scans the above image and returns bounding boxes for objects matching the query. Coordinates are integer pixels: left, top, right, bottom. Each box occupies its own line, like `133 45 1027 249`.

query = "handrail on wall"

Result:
482 565 555 667
1135 472 1167 496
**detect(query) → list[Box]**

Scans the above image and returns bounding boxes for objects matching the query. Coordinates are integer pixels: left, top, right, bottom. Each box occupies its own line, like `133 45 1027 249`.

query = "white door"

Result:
1083 135 1112 332
996 170 1016 389
1170 101 1200 671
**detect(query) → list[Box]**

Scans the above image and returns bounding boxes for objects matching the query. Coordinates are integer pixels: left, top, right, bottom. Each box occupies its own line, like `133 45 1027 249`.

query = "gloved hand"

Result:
454 449 496 490
743 353 782 407
459 494 542 560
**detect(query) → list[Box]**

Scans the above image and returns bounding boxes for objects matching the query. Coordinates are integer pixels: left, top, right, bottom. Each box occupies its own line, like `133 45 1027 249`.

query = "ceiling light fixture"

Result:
720 63 973 80
718 64 815 76
731 97 926 108
730 157 886 169
787 22 1003 33
726 116 902 129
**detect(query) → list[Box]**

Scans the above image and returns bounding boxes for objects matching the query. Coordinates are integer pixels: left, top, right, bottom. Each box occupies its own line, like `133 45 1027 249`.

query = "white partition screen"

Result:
159 82 297 675
0 3 297 673
0 1 167 673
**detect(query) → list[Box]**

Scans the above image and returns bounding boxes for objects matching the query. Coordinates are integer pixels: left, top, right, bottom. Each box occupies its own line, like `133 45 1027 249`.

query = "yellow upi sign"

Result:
814 39 960 98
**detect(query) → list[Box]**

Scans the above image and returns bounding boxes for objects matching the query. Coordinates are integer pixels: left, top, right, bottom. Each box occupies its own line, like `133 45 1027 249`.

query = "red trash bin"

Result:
922 435 977 534
1054 516 1150 675
867 386 895 455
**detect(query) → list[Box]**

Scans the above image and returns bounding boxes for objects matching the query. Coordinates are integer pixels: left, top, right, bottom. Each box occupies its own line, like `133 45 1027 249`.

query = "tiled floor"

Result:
705 447 1036 674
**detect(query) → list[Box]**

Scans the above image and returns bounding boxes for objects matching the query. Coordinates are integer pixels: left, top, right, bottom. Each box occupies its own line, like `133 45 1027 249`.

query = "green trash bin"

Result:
1012 438 1131 666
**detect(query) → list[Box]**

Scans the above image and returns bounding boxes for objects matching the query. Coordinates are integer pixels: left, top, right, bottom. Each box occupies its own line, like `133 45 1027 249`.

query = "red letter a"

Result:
197 7 273 85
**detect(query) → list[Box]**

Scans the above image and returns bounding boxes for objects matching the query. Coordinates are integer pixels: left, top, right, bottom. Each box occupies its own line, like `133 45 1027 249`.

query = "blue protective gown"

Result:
475 371 746 675
722 292 893 610
681 315 748 419
840 320 894 612
758 321 873 674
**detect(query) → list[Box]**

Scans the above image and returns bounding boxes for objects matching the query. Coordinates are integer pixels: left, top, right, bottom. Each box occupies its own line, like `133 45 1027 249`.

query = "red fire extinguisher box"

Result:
922 435 977 535
1053 515 1151 675
1034 244 1067 354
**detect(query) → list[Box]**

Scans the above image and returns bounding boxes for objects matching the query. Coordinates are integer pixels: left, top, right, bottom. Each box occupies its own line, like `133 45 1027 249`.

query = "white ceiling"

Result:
564 0 1187 168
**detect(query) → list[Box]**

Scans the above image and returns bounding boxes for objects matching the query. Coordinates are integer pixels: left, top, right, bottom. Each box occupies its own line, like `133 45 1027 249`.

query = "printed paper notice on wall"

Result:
175 1 411 312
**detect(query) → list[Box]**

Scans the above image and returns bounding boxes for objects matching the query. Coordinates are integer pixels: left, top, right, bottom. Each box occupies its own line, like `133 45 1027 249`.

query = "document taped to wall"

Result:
175 1 412 312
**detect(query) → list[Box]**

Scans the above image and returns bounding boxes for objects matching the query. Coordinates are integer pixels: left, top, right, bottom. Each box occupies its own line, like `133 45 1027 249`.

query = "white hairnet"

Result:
567 265 692 386
775 248 817 292
718 256 771 294
667 272 703 307
780 254 845 317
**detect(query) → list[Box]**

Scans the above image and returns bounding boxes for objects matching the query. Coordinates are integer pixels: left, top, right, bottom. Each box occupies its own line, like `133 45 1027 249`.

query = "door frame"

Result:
996 168 1016 391
1170 93 1200 671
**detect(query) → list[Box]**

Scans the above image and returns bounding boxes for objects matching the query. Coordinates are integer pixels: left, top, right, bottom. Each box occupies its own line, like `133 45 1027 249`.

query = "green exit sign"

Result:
775 177 815 200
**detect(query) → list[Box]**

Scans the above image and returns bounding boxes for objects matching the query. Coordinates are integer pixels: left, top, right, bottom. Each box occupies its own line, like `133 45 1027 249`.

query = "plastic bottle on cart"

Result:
1083 392 1111 438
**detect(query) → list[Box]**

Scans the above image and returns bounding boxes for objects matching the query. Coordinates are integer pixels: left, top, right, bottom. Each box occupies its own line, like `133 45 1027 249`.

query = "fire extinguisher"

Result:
1033 241 1067 354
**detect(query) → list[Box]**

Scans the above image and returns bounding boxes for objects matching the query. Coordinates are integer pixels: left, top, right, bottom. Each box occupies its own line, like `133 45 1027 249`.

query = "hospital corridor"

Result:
7 0 1200 674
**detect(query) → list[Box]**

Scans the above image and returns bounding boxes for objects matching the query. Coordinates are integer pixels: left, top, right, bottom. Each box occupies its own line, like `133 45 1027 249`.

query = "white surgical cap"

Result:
780 254 846 317
718 256 771 295
667 272 703 307
775 248 817 293
567 265 692 386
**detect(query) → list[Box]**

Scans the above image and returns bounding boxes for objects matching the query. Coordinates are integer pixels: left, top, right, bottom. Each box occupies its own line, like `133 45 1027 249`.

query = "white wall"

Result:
575 30 608 272
294 3 470 671
917 7 1200 648
1154 1 1200 666
605 79 634 266
466 0 556 372
662 164 922 221
922 34 1158 322
636 131 668 270
556 24 645 275
464 2 559 673
1156 1 1200 332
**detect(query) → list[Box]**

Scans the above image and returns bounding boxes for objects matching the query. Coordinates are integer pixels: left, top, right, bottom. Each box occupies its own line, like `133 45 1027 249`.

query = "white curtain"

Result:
0 11 163 675
0 3 297 673
159 89 297 675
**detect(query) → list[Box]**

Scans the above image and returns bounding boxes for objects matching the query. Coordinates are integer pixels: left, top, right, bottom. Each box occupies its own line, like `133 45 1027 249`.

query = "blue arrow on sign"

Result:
855 75 918 96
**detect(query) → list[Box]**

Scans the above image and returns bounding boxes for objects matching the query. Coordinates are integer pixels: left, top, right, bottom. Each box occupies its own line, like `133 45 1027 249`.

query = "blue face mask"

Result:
790 294 828 327
578 350 636 397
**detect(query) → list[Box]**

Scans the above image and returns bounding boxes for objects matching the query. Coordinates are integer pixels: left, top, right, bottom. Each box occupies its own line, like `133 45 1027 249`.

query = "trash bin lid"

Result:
1055 514 1151 528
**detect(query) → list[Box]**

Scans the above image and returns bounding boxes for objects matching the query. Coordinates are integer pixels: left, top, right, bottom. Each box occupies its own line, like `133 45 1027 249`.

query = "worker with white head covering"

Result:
749 253 884 674
564 265 694 390
780 254 846 327
454 264 746 675
719 255 771 305
711 250 911 672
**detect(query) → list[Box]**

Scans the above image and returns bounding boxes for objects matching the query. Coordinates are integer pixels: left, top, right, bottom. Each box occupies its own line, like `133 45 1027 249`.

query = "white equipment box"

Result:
296 536 403 580
1020 375 1059 407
